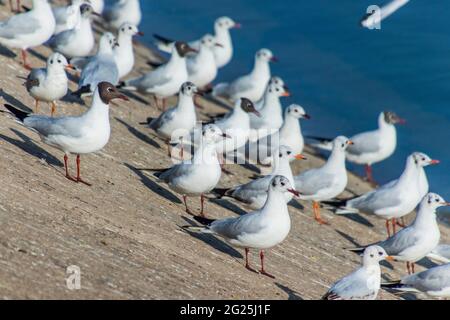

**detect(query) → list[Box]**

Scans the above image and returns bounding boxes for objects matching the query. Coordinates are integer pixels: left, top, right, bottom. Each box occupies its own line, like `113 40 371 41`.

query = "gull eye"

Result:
129 27 132 30
370 254 374 258
279 153 282 158
281 182 285 186
57 60 62 64
422 158 426 161
294 109 298 113
276 88 280 92
287 151 292 155
378 252 383 256
341 143 345 148
107 87 113 93
436 199 439 202
50 60 53 64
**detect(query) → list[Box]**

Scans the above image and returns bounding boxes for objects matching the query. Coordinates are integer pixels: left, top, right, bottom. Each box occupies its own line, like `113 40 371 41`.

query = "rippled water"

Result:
139 0 450 219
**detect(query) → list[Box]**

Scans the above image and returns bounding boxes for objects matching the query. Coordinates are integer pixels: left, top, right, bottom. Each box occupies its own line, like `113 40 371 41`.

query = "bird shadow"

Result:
204 95 233 111
288 199 305 211
274 283 304 300
0 89 32 112
334 229 362 247
0 45 16 59
209 198 247 216
124 163 181 204
115 117 161 149
120 90 151 106
28 48 47 63
0 129 63 167
339 213 374 228
239 162 261 174
179 216 243 259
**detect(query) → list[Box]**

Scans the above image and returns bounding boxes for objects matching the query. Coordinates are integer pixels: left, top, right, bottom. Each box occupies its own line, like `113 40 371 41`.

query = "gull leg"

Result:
396 217 406 228
35 99 39 113
365 164 374 184
75 155 92 186
392 218 397 234
313 201 328 225
183 195 194 215
406 262 411 275
16 0 20 12
51 101 57 117
244 248 258 274
179 137 184 159
162 98 167 111
21 50 31 70
411 263 415 274
200 194 205 217
259 250 275 279
64 154 76 182
385 220 391 238
166 140 172 157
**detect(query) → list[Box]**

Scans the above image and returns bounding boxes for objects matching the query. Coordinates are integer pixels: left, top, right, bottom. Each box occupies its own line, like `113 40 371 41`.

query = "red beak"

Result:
137 31 145 36
270 56 279 63
233 23 242 29
118 94 129 101
430 160 440 165
288 189 301 197
303 114 311 120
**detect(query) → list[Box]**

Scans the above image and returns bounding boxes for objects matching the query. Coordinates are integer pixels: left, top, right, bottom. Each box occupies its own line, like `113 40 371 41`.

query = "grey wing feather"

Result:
347 131 382 156
210 212 265 240
402 264 450 292
127 65 171 92
48 29 73 50
0 14 40 38
378 227 419 256
24 115 83 138
295 169 334 196
26 68 45 91
150 107 176 131
326 268 376 300
80 56 118 88
231 176 271 202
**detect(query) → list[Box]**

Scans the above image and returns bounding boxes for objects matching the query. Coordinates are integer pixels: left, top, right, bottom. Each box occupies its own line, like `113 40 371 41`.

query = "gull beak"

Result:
303 114 311 120
253 110 261 117
281 91 291 97
137 31 145 36
222 133 232 139
396 117 407 125
385 256 395 262
347 140 355 145
65 64 76 71
233 23 242 29
116 93 129 101
215 43 224 48
187 46 198 54
287 189 300 197
430 159 440 165
270 56 279 63
443 202 450 206
295 154 307 160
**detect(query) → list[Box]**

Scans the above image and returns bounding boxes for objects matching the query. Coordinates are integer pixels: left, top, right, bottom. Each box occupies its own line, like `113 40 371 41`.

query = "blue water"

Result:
139 1 450 201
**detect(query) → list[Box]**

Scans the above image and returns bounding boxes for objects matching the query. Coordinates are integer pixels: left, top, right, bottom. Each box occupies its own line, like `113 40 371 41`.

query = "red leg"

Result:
259 250 275 279
76 155 92 186
162 98 167 111
16 0 20 12
244 248 258 273
313 201 328 225
365 164 374 183
385 220 391 238
51 101 57 117
392 218 397 234
183 195 194 215
35 99 39 113
411 262 415 274
21 50 31 70
406 262 411 275
200 194 206 217
64 154 76 182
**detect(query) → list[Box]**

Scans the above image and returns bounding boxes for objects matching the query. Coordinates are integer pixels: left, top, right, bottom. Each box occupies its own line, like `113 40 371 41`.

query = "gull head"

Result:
286 104 310 120
412 152 439 168
47 52 74 71
239 97 260 117
270 175 300 197
180 82 199 97
200 34 222 49
175 42 198 57
277 145 307 162
256 48 277 63
423 193 450 211
80 3 95 18
215 17 241 30
383 111 406 125
118 23 143 37
269 76 289 92
98 82 129 104
333 136 353 151
202 124 229 144
363 246 391 265
267 82 290 98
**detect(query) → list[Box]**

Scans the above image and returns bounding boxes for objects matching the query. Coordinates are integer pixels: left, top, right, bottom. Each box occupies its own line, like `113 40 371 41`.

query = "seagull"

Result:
427 245 450 264
183 175 300 278
295 136 353 225
248 80 291 142
211 98 260 159
243 104 310 168
2 82 129 185
322 246 391 300
52 0 84 35
25 52 75 116
361 0 410 29
74 32 119 97
213 146 306 209
153 16 240 69
0 0 56 69
114 22 143 79
308 111 405 183
49 3 97 59
146 82 201 156
103 0 142 31
212 48 277 102
119 42 197 110
350 193 448 275
324 152 439 237
187 34 221 89
382 263 450 299
150 124 228 217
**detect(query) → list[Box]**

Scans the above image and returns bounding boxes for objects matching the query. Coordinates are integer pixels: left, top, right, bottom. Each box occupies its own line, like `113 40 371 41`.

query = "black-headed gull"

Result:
213 48 277 102
295 136 352 225
213 146 306 209
103 0 142 30
2 82 129 185
0 0 55 69
248 104 310 167
361 0 410 29
308 111 405 183
119 42 197 110
146 82 201 156
427 244 450 264
184 175 300 278
49 3 97 59
150 124 228 217
74 32 119 97
114 22 143 79
350 193 448 275
25 52 75 116
325 152 439 237
382 263 450 299
322 246 391 300
154 16 241 69
187 34 221 89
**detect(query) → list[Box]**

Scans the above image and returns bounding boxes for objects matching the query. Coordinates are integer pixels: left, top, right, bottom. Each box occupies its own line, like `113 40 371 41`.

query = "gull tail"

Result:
380 281 418 294
139 117 154 126
181 215 216 233
153 34 174 53
147 60 164 68
306 135 334 151
211 188 232 199
322 198 359 215
346 246 366 254
117 80 137 92
2 104 29 122
72 85 92 98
